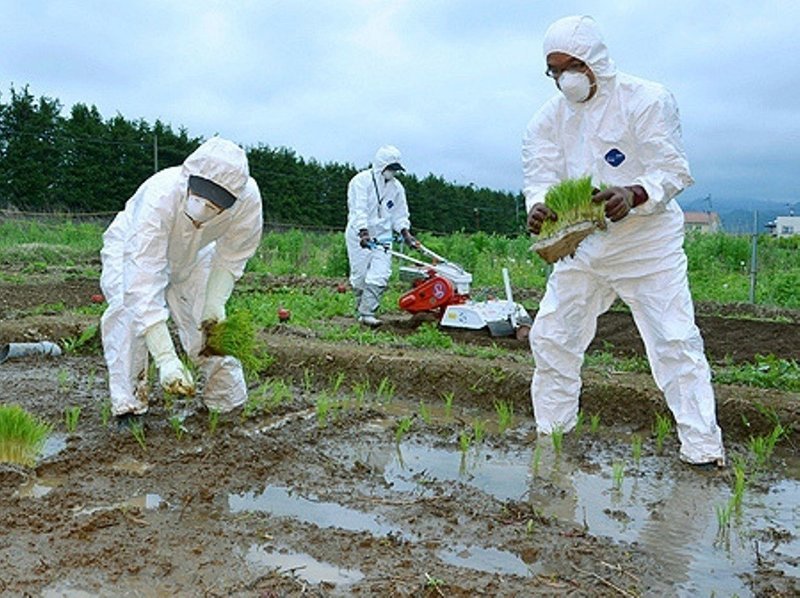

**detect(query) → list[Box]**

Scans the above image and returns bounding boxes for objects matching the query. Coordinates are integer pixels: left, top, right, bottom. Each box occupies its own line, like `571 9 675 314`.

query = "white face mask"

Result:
558 71 593 103
184 194 222 226
383 170 396 182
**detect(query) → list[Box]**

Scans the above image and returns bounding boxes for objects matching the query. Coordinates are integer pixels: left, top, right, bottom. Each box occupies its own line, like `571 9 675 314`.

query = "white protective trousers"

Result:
101 246 246 415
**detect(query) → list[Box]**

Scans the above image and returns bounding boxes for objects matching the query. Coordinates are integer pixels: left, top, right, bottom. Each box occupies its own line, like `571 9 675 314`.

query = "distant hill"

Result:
678 197 799 234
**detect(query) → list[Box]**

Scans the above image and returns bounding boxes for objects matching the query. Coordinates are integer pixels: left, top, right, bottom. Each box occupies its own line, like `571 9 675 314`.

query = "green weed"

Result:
169 415 186 441
208 409 220 435
472 418 486 444
631 434 643 466
612 461 625 490
130 421 146 450
550 426 564 456
589 413 601 434
418 401 432 425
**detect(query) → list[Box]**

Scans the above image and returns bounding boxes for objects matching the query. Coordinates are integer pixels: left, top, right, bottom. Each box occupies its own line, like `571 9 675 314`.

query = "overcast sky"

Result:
1 1 798 207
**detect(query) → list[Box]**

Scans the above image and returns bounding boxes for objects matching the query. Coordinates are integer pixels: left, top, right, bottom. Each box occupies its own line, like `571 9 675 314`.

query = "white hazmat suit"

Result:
345 145 413 322
100 137 263 417
523 16 724 465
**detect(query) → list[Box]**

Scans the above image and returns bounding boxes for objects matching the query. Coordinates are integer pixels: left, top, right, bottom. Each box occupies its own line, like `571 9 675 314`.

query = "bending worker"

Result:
345 145 420 327
523 15 725 467
100 136 263 427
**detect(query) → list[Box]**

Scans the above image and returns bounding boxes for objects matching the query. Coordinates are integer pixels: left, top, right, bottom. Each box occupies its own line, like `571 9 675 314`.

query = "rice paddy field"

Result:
0 220 798 597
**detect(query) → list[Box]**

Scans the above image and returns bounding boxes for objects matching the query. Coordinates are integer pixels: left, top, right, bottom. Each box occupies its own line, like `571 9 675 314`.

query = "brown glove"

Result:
358 228 371 248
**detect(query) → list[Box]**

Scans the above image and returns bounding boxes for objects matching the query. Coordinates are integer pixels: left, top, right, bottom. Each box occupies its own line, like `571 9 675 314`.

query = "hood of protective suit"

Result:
372 145 404 174
543 15 616 78
182 137 249 203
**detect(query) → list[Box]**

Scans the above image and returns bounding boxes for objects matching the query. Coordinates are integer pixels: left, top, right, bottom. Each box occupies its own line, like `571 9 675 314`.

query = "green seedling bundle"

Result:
0 404 52 467
203 309 270 378
531 175 606 264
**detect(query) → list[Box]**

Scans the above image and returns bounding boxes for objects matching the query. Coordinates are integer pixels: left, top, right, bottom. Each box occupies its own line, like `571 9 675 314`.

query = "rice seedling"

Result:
208 409 220 435
203 309 272 378
99 399 112 427
612 460 625 490
550 426 564 456
442 391 454 419
424 573 446 592
395 417 412 444
169 415 186 441
653 413 673 453
531 443 542 476
631 434 643 467
494 400 514 434
418 401 432 425
302 367 314 394
526 518 536 536
589 413 601 434
270 379 293 408
57 368 72 393
329 371 346 395
532 176 607 263
472 418 486 444
86 367 97 392
352 379 369 410
458 429 472 455
316 394 331 428
130 420 146 450
0 404 52 467
574 410 585 437
63 406 81 433
748 424 785 468
376 377 396 403
715 501 733 533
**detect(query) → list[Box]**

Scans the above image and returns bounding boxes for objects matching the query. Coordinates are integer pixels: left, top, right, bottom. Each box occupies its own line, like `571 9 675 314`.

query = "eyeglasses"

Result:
545 60 587 79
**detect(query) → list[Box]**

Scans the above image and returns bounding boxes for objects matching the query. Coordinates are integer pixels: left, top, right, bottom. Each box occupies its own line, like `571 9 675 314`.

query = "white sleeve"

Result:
630 88 694 215
522 105 565 212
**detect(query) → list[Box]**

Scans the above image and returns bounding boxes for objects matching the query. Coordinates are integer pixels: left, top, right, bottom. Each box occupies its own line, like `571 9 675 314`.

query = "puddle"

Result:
40 433 67 460
111 455 153 475
320 414 800 597
74 493 164 517
229 484 409 539
437 544 539 577
16 475 65 498
244 543 364 586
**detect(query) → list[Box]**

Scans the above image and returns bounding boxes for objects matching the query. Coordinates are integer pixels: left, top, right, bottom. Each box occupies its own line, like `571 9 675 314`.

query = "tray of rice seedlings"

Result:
530 175 607 264
202 309 269 377
0 404 52 468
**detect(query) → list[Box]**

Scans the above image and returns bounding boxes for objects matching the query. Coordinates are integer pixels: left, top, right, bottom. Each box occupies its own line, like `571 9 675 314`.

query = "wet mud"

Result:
0 276 798 596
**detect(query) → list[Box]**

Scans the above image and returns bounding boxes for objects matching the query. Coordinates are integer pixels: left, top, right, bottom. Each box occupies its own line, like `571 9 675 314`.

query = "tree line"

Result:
0 85 524 234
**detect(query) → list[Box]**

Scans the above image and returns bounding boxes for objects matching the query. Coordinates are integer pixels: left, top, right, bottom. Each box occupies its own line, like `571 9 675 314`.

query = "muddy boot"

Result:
352 288 363 318
357 283 384 326
115 412 145 431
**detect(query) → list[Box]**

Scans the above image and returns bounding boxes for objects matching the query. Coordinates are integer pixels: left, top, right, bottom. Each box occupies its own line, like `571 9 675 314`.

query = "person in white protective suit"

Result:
100 136 263 427
523 16 725 467
345 145 420 327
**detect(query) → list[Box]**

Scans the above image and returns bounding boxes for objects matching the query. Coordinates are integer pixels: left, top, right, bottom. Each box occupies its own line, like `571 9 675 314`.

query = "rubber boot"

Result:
357 283 385 327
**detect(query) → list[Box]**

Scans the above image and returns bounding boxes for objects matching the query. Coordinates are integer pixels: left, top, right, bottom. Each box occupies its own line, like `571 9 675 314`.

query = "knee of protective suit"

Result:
200 355 247 413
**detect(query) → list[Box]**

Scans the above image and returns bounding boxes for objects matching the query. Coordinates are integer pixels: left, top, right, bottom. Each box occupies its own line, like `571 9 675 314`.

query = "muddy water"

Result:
233 402 799 596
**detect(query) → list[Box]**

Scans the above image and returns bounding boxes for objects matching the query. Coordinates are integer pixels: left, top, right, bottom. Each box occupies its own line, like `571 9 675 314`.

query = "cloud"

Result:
1 0 798 202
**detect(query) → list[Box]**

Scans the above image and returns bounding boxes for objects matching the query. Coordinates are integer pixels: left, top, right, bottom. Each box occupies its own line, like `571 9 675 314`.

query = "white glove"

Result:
201 268 235 324
144 322 195 395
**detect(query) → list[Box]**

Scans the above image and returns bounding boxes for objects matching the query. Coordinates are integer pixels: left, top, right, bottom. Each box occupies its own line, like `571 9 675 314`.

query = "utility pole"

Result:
153 134 158 173
749 210 758 304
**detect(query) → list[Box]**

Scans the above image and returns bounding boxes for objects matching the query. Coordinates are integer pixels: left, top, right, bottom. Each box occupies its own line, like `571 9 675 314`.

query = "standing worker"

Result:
100 136 263 427
523 15 725 467
346 145 420 327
